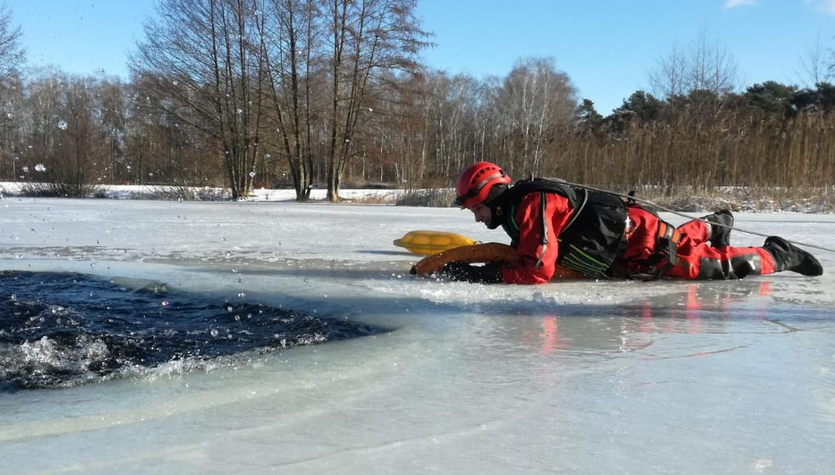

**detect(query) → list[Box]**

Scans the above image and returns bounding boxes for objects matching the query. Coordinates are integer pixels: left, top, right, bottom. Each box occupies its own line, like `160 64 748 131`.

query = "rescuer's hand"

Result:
441 261 503 284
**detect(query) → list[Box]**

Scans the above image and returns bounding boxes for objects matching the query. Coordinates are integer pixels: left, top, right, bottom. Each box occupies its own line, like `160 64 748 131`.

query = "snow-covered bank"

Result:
0 181 406 202
1 198 835 474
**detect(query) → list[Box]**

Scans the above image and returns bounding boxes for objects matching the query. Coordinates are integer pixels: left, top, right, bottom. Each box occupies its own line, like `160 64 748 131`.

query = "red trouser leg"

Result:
665 241 777 280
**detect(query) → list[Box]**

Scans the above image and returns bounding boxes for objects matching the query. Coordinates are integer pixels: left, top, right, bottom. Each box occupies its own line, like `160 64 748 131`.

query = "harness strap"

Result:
534 189 591 269
534 192 548 268
648 220 681 280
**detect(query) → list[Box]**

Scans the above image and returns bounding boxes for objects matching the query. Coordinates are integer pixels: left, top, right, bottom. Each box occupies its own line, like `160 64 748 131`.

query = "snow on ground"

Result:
0 181 406 202
1 197 835 474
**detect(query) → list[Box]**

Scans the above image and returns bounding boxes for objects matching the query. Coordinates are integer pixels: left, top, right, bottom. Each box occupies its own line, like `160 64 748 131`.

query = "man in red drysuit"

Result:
442 161 823 284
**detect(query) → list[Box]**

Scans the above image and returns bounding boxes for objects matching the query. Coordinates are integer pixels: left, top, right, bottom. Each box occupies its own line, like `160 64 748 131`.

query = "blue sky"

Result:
7 0 835 114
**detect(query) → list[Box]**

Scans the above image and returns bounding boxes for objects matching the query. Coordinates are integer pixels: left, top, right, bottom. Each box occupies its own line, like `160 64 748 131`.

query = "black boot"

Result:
701 209 734 247
763 236 823 276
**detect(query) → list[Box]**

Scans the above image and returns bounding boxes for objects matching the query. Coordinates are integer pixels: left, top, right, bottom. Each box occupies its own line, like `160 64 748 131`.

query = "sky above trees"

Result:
6 0 835 113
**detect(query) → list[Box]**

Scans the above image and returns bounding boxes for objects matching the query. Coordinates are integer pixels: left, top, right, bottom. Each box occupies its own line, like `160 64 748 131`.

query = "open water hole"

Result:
0 271 386 392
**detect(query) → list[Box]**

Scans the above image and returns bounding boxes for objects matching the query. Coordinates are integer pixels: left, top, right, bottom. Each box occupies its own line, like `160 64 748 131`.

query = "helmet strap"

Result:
485 185 509 229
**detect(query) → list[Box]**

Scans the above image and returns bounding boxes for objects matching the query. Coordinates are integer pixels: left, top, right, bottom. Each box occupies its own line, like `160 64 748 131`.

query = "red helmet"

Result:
454 161 511 209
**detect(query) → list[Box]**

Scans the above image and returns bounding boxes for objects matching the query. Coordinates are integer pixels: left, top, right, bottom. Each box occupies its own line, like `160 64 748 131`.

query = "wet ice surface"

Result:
1 198 835 474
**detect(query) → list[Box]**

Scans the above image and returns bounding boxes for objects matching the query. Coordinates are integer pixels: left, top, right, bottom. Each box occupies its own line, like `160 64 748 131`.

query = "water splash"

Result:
0 271 384 392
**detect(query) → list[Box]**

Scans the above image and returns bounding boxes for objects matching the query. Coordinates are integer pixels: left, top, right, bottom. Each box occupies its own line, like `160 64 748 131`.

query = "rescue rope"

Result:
547 178 835 255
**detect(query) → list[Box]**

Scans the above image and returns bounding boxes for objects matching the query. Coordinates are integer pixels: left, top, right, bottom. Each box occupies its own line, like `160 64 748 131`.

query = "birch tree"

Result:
497 58 577 176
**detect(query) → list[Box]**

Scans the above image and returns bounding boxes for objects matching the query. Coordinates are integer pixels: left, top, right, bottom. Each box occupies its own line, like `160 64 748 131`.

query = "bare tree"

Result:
16 73 106 196
55 77 105 195
99 79 128 184
0 3 23 180
688 28 738 95
23 71 61 166
496 58 577 176
133 0 265 200
258 0 320 200
649 28 739 99
126 76 222 190
797 29 832 87
649 41 689 99
321 0 428 201
421 71 480 178
0 73 22 179
0 3 22 77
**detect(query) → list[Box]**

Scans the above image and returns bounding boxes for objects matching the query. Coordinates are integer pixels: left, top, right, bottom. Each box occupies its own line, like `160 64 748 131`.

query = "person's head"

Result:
453 161 511 229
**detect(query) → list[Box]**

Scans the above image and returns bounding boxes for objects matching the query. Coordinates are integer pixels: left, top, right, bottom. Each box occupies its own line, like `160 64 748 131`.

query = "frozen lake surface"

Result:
1 198 835 474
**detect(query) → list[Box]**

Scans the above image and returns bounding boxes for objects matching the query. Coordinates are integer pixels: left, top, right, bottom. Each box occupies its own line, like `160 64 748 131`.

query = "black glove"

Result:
441 261 503 284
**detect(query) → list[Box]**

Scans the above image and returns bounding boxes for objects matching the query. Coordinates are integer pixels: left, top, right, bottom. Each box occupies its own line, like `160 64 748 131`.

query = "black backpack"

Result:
498 178 628 277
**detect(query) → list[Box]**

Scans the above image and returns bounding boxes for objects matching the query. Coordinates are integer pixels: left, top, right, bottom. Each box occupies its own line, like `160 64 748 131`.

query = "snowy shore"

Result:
0 181 407 202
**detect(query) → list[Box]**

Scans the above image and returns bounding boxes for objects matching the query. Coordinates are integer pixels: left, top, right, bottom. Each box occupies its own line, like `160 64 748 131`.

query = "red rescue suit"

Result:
500 192 777 285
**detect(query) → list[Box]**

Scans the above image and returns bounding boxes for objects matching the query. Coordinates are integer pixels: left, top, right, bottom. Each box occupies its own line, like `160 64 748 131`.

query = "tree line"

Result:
0 2 833 202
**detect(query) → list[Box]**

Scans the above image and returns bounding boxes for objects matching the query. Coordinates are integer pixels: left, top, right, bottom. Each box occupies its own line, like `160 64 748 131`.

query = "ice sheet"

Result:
1 198 834 474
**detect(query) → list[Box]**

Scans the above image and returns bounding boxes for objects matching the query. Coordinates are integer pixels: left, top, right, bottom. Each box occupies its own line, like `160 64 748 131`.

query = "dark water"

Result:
0 271 384 392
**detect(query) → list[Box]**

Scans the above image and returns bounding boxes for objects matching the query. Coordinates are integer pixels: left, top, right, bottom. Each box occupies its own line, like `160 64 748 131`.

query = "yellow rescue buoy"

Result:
393 230 479 255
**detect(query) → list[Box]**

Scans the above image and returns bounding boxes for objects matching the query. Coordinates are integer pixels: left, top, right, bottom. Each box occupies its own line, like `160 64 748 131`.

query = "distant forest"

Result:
0 1 833 202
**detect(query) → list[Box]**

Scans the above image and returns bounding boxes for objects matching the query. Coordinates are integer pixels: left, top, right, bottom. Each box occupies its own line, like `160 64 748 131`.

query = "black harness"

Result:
493 178 628 278
626 204 682 279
